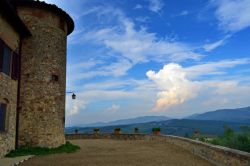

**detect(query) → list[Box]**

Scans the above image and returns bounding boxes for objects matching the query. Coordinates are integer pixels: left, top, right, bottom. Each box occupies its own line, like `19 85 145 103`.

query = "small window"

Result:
63 116 65 124
0 103 7 132
52 74 59 82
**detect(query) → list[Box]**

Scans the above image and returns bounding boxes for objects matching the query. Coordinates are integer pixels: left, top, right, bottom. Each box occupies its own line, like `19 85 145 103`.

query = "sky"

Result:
43 0 250 127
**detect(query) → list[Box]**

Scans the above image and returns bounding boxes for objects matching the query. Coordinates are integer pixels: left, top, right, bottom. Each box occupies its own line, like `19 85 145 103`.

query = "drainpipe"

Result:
15 36 22 149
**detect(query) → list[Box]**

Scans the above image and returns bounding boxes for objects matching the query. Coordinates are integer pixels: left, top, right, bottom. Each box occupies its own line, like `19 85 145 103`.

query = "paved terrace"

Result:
20 139 214 166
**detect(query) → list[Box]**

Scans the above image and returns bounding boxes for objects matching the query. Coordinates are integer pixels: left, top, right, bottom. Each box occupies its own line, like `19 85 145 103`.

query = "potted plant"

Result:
152 128 161 135
193 129 200 138
114 128 121 135
93 128 100 135
134 127 139 134
74 129 78 134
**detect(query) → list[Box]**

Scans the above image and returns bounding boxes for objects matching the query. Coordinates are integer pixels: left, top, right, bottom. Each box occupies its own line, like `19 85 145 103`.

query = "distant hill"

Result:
76 116 170 127
65 119 250 137
66 106 250 137
187 106 250 123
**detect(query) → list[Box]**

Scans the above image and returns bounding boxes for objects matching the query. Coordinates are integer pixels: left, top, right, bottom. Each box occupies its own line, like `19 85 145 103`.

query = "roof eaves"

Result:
0 0 31 37
13 0 74 35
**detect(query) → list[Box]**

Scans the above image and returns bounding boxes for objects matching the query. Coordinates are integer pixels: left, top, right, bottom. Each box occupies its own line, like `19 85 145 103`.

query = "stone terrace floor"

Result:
20 139 215 166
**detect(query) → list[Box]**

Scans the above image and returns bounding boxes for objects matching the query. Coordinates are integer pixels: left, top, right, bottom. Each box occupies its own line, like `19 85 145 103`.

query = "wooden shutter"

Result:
0 39 3 72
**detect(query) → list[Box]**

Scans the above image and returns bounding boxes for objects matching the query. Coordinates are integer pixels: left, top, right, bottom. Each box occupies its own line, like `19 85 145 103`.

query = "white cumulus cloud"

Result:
147 59 250 112
147 63 199 111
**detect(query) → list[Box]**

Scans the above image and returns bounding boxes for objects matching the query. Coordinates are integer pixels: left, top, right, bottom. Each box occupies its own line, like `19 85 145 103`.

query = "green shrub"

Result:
152 128 161 132
6 141 80 158
210 126 250 152
198 136 206 142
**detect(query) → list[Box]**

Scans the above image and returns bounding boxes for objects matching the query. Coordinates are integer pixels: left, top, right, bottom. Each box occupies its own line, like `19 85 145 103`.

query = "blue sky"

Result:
44 0 250 126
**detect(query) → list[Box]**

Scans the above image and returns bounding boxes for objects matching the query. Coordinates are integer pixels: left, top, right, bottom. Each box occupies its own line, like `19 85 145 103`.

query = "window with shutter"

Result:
0 38 19 80
0 39 12 76
3 46 11 76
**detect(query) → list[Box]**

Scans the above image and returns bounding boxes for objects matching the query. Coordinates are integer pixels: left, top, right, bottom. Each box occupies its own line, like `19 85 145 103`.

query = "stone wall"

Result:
0 74 18 158
146 135 250 166
66 133 147 140
66 134 250 166
16 5 68 147
0 14 20 158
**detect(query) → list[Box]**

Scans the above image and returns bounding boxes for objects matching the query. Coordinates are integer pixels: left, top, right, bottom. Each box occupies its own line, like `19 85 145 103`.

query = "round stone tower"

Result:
12 0 74 147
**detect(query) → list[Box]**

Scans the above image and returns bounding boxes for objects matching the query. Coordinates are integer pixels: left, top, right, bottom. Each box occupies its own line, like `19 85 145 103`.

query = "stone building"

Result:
0 0 74 158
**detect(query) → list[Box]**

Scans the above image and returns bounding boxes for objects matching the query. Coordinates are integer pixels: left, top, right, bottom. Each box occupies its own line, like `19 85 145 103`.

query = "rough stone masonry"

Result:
15 0 74 147
0 0 74 157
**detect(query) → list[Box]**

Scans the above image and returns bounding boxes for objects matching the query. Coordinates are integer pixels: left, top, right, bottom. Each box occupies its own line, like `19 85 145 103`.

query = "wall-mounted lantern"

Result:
72 93 76 100
66 91 76 100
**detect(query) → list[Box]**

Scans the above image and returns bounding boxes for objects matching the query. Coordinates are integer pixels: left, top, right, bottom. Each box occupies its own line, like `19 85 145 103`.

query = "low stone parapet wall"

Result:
148 135 250 166
65 133 147 140
66 133 250 166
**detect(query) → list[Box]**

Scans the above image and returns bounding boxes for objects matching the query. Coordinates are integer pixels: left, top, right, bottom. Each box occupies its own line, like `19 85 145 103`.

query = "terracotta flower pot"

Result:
153 131 160 135
114 128 121 135
152 128 161 135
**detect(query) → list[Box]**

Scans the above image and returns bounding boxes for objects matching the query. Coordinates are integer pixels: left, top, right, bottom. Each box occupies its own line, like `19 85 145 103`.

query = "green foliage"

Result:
198 136 206 142
224 125 234 137
6 141 80 158
240 125 250 133
210 126 250 152
152 127 161 132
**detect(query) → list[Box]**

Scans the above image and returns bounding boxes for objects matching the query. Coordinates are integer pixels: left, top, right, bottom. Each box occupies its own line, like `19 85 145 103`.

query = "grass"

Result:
6 141 80 158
